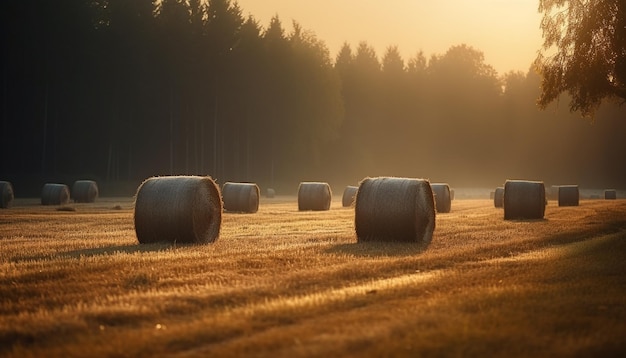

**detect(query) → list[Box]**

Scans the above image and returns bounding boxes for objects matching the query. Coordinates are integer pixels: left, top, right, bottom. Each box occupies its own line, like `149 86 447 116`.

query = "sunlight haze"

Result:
235 0 543 75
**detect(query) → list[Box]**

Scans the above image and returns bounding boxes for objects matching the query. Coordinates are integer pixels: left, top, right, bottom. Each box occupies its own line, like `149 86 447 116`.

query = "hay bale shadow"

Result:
61 244 174 259
325 241 428 258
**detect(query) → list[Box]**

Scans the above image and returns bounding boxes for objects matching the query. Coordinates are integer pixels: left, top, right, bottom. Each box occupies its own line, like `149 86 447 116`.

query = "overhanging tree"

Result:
535 0 626 118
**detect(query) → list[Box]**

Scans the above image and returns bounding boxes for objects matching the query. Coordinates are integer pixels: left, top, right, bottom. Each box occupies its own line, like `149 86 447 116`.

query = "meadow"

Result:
1 195 625 357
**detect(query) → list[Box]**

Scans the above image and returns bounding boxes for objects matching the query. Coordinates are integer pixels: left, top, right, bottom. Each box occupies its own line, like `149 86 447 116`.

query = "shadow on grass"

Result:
61 243 175 259
325 241 429 258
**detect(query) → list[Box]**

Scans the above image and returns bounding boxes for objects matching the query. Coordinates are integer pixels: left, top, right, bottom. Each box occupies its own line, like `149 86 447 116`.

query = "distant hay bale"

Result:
298 182 332 211
0 181 14 209
494 187 504 208
41 183 70 206
342 185 358 207
222 182 259 213
548 185 559 201
134 176 222 244
558 185 579 206
431 183 451 213
355 177 435 245
503 180 545 220
71 180 99 203
266 188 276 198
605 189 617 200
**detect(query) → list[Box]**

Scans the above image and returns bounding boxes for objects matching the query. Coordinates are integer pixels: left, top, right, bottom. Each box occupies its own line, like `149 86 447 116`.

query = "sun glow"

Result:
235 0 543 74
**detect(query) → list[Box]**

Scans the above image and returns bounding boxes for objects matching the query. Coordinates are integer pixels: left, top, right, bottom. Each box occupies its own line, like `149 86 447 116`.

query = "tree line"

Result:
1 0 625 196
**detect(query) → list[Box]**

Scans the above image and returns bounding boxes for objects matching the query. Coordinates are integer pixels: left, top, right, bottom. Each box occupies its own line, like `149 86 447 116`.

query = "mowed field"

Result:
1 196 626 357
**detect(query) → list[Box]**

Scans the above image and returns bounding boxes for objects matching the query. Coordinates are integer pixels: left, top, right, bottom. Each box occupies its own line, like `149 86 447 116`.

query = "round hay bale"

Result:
134 176 222 244
431 183 451 213
342 185 358 207
298 182 332 211
558 185 579 206
0 181 14 209
266 188 276 198
71 180 99 203
222 182 259 213
605 189 617 200
41 183 70 206
494 187 504 208
355 177 435 245
503 180 545 220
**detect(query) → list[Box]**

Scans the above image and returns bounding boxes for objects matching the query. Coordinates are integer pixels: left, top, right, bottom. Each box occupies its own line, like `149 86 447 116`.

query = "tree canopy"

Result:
1 0 625 196
535 0 626 117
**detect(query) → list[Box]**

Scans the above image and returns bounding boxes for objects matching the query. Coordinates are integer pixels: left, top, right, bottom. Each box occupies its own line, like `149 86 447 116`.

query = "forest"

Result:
2 0 625 196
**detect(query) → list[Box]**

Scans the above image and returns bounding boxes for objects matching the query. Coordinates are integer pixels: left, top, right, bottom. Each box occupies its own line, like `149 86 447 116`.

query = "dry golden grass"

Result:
1 196 625 357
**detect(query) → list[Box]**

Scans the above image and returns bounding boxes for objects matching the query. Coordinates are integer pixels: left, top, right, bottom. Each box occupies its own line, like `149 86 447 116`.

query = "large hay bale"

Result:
355 177 435 245
134 176 222 244
342 185 358 207
298 182 332 211
494 187 504 208
0 181 14 209
431 183 451 213
605 189 617 200
72 180 99 203
558 185 579 206
41 183 70 206
503 180 545 220
222 182 259 213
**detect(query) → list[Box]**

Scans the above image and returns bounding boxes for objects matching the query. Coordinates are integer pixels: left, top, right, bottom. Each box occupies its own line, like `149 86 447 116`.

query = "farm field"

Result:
1 196 625 357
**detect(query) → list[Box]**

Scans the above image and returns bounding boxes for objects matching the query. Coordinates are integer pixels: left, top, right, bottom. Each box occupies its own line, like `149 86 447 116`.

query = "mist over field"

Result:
1 1 625 196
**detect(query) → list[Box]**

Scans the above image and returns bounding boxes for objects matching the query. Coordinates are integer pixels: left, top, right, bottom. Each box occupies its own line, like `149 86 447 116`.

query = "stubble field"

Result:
1 196 625 357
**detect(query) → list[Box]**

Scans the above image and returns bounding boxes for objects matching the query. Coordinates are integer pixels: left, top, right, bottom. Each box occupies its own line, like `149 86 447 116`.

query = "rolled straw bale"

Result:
558 185 579 206
605 189 617 200
548 185 559 201
41 183 70 206
503 180 545 220
494 187 504 208
342 185 358 207
0 181 14 209
355 177 435 245
134 176 222 244
266 188 276 198
298 182 332 211
431 183 451 213
222 182 259 213
72 180 99 203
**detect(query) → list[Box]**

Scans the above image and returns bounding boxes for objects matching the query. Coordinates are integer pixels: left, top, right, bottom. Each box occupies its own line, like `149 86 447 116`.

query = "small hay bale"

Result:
342 185 358 207
355 177 435 245
0 181 14 209
266 188 276 198
134 176 222 244
558 185 579 206
494 187 504 208
72 180 99 203
222 182 259 213
431 183 451 213
605 189 617 200
41 183 70 206
298 182 332 211
503 180 545 220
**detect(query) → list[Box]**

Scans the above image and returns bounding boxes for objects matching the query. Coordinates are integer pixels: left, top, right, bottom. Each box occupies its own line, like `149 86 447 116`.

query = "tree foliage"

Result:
1 0 625 195
535 0 626 117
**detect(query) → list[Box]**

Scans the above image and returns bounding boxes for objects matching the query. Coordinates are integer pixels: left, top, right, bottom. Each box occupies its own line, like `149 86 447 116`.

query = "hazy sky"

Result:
235 0 544 75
